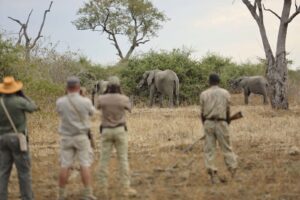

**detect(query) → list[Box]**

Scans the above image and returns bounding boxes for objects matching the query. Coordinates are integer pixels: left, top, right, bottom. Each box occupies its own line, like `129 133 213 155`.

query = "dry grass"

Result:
6 94 300 200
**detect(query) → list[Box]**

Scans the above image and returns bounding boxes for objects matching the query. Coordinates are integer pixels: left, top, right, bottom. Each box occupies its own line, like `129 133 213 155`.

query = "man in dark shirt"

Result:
0 76 38 200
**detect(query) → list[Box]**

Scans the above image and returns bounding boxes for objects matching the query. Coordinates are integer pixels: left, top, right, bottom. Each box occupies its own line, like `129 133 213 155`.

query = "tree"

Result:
241 0 300 109
73 0 168 62
8 1 53 61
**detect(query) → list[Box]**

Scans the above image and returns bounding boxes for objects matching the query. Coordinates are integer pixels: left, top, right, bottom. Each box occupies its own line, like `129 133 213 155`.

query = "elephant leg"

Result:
175 95 179 107
168 93 174 108
159 94 163 108
244 89 250 105
149 85 156 107
263 93 269 105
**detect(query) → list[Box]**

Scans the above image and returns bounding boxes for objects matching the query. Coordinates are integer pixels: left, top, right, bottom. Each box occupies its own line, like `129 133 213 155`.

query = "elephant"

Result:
91 80 108 105
230 76 269 105
137 69 179 107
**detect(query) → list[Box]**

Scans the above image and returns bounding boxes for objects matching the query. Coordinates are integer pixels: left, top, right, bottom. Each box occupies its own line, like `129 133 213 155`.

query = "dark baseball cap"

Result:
67 76 80 87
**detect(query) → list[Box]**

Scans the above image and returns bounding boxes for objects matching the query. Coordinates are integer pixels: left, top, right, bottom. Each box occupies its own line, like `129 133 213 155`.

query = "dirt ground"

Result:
6 95 300 200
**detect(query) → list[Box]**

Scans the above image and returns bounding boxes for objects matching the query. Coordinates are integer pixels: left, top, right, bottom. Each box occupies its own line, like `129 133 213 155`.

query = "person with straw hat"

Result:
0 76 38 200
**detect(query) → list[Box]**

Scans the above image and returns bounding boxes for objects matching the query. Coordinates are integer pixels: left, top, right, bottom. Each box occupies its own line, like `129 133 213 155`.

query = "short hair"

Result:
67 76 80 88
105 84 122 94
209 73 220 85
108 76 120 86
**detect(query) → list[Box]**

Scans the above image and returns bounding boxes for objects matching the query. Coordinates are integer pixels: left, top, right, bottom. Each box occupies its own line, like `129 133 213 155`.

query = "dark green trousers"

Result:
0 134 33 200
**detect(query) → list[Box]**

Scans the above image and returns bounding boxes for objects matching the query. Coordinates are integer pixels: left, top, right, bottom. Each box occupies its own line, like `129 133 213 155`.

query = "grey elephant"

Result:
230 76 269 105
137 69 179 107
91 80 108 105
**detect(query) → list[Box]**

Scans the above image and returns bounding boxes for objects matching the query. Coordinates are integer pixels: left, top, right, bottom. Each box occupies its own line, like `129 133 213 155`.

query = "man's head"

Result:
66 76 81 93
209 73 220 86
105 76 122 94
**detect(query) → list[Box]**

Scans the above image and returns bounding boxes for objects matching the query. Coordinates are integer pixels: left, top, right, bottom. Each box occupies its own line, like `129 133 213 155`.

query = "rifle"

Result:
200 111 243 140
87 130 95 149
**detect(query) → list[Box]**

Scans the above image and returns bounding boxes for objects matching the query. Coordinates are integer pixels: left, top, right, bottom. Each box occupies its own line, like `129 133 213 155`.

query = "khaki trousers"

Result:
203 121 237 173
98 126 130 190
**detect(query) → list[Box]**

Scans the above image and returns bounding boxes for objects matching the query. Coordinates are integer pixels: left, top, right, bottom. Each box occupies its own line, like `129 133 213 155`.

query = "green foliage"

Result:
73 0 168 60
0 34 21 78
120 50 266 104
1 33 298 106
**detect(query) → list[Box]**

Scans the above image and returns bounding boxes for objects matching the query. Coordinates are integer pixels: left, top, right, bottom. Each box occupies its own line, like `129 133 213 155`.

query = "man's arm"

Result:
18 96 38 113
87 99 96 116
226 93 231 124
199 93 205 123
124 96 132 113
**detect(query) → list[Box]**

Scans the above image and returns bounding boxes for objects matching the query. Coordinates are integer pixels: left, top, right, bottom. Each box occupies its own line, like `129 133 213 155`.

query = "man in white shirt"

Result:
56 76 96 200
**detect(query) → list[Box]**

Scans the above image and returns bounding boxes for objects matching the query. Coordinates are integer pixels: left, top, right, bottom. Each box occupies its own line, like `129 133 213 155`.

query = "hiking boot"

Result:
122 187 137 197
97 188 108 200
80 194 97 200
57 188 66 200
81 187 97 200
209 171 221 184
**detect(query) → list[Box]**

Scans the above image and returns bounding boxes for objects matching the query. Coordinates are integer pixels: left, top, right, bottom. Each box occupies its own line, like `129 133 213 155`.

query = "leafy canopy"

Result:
73 0 168 60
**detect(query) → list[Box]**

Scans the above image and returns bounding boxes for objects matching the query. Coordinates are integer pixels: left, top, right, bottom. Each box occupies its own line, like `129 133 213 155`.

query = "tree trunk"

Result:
266 0 291 109
25 48 31 61
267 58 289 109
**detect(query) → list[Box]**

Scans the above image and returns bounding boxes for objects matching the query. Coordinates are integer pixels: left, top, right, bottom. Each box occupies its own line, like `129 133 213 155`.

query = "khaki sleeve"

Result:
56 99 62 114
124 96 132 112
225 91 231 120
226 91 231 106
86 98 95 116
199 93 204 111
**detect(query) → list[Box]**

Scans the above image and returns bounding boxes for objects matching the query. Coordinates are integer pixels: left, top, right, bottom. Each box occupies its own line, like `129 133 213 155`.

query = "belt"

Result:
100 123 127 133
205 118 227 122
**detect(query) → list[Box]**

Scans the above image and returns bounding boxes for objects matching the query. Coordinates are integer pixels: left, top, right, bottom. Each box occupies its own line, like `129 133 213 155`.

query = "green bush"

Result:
0 35 21 78
1 33 298 106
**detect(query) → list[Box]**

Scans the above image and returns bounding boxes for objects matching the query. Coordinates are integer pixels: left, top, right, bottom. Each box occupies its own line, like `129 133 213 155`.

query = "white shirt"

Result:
56 93 95 136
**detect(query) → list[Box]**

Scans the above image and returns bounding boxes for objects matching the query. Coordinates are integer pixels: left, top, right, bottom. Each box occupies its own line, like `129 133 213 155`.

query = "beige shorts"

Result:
60 134 93 168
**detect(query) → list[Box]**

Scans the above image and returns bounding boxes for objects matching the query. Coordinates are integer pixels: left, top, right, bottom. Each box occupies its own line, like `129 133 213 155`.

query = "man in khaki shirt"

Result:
200 74 238 184
96 76 136 198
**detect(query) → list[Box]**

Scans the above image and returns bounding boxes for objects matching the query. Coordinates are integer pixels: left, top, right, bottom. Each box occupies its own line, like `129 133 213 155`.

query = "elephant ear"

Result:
147 71 155 86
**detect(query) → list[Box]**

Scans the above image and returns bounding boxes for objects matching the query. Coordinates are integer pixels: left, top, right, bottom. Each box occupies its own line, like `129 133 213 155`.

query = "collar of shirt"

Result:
67 92 80 97
210 86 220 89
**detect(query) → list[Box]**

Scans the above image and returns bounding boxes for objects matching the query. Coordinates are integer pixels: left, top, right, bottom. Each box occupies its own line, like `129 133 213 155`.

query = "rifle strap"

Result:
67 95 85 125
0 98 19 134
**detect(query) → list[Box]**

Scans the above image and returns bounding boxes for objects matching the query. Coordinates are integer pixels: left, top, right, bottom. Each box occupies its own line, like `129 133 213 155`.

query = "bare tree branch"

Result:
263 4 281 20
16 26 24 45
8 17 23 26
31 1 53 48
136 39 150 45
242 0 259 21
287 0 300 23
25 9 33 27
7 1 53 60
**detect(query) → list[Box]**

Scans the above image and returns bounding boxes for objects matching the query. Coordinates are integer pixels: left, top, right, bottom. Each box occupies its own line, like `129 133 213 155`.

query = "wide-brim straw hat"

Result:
0 76 23 94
